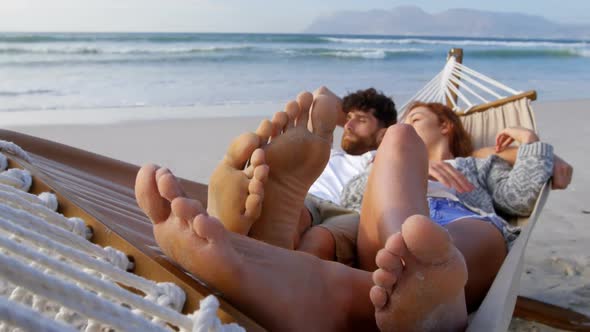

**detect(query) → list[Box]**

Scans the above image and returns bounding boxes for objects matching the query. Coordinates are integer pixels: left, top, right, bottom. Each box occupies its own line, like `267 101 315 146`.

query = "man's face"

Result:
341 109 383 155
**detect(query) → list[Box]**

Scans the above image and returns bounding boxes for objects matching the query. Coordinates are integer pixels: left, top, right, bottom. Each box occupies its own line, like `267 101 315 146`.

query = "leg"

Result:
135 165 376 331
353 125 468 330
445 219 507 312
293 206 313 249
297 226 336 261
358 124 429 271
298 197 360 264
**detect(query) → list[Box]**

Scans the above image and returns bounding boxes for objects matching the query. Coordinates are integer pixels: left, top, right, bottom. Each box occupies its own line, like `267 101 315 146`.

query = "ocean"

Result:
1 32 588 124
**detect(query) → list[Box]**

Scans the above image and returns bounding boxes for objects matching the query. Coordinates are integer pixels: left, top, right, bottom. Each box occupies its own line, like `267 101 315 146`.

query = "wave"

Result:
1 43 588 65
294 47 426 59
0 89 56 97
321 37 589 48
0 45 255 55
0 44 426 61
0 55 259 66
470 48 590 58
0 33 327 44
1 33 587 51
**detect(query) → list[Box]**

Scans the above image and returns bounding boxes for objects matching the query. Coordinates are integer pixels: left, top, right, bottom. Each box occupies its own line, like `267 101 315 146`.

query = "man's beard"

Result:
341 133 379 155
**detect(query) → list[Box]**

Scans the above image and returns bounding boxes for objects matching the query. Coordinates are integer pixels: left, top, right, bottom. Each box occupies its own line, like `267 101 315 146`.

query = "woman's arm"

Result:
472 141 573 191
472 146 517 165
482 128 554 216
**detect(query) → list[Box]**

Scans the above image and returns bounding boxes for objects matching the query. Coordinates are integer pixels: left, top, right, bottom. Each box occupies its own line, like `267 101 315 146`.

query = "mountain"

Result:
304 6 590 39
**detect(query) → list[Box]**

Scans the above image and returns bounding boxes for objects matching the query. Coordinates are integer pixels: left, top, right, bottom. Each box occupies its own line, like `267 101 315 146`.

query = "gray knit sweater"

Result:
340 142 554 218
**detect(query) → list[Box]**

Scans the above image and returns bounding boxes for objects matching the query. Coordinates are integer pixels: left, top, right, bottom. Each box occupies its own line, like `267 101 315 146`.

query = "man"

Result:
297 87 397 264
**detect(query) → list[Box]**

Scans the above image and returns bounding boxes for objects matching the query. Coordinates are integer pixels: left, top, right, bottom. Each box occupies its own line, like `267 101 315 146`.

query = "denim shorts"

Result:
427 197 519 248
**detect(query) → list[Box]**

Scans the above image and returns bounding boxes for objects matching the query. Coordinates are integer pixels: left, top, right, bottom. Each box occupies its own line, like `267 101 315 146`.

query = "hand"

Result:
551 155 573 190
495 127 540 152
429 161 475 193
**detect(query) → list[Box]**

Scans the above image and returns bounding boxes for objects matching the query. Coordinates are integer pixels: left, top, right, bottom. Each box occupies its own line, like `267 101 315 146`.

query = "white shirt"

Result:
309 149 461 207
308 149 376 204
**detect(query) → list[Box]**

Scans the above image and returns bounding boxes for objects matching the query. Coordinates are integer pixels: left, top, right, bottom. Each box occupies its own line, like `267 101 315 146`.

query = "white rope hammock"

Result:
0 145 245 332
398 57 523 119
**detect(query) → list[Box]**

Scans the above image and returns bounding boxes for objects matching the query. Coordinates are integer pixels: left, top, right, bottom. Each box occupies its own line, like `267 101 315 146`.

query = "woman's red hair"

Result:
408 102 474 157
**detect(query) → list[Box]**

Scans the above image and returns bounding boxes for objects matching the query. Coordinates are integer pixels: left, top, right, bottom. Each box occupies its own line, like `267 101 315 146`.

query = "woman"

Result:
343 101 554 311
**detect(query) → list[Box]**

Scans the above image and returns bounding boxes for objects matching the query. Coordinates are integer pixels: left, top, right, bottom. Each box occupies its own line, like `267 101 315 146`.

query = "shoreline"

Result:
1 96 588 126
0 102 287 127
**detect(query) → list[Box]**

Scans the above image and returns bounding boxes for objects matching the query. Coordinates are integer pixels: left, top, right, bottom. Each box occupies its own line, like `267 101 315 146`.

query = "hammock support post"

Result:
446 48 463 108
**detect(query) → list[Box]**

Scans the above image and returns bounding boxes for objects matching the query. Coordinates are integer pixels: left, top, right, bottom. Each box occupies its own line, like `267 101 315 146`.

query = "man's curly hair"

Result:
342 88 397 127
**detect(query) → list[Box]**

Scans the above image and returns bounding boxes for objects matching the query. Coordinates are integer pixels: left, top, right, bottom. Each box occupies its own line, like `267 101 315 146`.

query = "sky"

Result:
1 0 589 33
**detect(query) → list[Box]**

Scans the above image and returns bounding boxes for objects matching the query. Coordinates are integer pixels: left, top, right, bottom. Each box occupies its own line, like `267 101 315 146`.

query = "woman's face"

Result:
404 106 448 148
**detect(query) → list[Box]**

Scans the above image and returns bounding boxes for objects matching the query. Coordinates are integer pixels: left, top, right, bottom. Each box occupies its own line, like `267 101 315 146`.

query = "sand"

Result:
4 99 589 331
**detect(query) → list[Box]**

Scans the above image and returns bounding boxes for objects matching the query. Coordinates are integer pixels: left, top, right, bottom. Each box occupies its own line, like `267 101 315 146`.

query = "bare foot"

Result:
370 215 468 332
135 164 238 277
208 122 270 234
135 164 373 331
248 92 338 249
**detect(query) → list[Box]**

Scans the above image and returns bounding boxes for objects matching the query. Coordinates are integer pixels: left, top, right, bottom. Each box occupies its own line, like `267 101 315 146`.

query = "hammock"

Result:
402 48 587 331
0 48 588 331
0 147 250 331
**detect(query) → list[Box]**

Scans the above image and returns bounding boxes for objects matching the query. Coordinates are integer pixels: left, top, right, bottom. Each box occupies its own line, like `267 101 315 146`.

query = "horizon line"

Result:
0 31 587 42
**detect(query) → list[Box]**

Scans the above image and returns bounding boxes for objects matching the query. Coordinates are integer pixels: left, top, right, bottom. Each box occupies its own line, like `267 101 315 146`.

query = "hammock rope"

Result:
0 146 245 332
398 56 524 118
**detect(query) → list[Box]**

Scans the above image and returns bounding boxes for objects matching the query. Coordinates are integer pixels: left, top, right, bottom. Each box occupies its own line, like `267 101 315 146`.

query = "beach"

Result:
2 31 589 330
4 98 589 330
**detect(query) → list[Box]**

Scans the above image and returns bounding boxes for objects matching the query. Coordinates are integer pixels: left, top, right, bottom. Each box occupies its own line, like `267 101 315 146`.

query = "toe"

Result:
382 232 408 263
192 214 226 242
224 132 262 169
252 164 269 184
243 193 263 220
376 239 405 274
255 120 273 145
135 164 171 224
243 149 266 178
402 215 454 264
372 268 398 290
310 95 338 140
170 197 205 228
248 177 265 196
243 175 265 221
284 100 300 129
250 148 266 168
157 170 185 202
271 111 289 137
295 91 313 128
369 285 389 309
